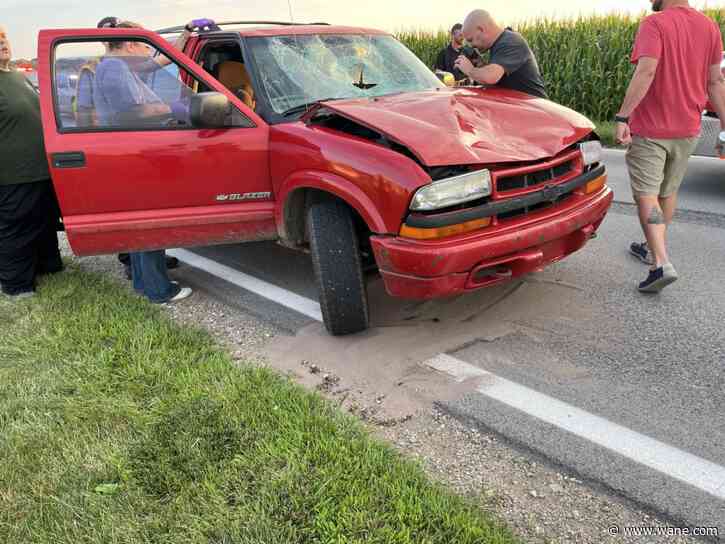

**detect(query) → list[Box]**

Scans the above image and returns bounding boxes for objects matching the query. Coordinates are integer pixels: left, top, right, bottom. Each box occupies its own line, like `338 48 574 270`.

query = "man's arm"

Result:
615 57 659 145
104 61 171 125
617 57 659 118
153 24 193 68
115 103 172 127
454 37 524 86
707 63 725 129
455 58 505 85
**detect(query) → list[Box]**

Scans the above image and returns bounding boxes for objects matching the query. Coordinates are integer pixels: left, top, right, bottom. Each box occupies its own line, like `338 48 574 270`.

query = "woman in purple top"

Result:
92 20 194 304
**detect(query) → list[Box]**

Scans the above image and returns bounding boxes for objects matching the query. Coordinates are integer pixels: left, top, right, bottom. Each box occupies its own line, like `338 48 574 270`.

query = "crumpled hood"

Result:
310 87 595 167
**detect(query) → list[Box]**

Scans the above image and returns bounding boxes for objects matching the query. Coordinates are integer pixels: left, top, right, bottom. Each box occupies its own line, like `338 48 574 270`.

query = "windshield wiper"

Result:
281 98 341 118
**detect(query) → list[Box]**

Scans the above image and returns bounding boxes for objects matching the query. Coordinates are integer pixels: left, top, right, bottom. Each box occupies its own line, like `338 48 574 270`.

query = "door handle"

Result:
52 152 86 169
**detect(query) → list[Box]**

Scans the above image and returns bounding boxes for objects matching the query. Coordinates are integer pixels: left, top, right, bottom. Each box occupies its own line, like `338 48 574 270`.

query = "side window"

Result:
53 39 252 131
197 41 257 111
146 63 181 104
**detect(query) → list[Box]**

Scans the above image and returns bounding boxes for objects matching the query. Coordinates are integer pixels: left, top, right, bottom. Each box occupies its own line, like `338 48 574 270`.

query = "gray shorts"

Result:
625 135 699 198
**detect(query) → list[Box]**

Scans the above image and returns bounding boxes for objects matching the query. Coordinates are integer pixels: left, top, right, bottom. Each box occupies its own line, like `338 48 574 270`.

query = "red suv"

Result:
38 21 612 335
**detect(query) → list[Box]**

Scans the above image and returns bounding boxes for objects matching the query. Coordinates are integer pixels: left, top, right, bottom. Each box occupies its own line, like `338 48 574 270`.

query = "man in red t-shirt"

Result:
615 0 725 293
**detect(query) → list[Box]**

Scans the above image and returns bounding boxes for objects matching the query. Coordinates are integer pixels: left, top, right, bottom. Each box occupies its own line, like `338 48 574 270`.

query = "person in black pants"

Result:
0 27 63 298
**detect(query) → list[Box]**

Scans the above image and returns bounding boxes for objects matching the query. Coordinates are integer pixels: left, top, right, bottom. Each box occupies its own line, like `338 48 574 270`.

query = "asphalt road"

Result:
604 148 725 216
177 151 725 538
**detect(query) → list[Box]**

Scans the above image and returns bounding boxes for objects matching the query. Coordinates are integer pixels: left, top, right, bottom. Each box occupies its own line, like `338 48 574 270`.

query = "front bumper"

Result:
371 185 613 299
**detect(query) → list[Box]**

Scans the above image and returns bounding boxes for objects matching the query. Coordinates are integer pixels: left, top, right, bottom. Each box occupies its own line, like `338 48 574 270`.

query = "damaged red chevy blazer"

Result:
38 21 612 335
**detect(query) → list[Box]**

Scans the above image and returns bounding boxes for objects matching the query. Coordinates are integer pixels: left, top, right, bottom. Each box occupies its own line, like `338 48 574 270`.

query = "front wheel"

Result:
307 200 370 336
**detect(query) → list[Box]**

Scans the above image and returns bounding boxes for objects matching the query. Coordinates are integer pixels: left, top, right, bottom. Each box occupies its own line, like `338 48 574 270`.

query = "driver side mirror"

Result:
434 70 456 88
190 92 231 128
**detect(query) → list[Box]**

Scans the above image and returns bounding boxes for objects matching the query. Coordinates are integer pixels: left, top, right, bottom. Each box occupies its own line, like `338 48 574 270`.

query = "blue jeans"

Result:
130 250 178 303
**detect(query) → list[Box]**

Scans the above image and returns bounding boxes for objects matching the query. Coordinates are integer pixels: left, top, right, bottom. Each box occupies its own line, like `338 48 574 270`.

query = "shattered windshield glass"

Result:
247 34 442 115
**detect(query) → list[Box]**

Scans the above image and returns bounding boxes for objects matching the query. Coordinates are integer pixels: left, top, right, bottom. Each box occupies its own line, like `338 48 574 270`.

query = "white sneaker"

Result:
168 287 193 303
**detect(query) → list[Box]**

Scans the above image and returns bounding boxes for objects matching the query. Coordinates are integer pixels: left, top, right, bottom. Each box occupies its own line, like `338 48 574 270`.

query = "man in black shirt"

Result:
434 23 466 82
454 9 547 99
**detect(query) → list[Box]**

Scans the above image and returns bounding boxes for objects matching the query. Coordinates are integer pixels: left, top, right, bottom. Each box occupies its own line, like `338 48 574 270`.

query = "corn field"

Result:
396 10 725 122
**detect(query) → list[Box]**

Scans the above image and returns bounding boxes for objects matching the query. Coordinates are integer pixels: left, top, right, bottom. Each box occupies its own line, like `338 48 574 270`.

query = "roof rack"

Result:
155 20 330 35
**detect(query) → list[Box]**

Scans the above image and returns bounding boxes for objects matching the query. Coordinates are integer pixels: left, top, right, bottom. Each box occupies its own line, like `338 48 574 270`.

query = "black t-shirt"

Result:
489 29 547 99
435 44 466 81
0 70 50 186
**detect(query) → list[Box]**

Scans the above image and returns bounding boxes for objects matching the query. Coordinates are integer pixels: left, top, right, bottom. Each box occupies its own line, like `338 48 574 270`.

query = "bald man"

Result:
455 10 547 98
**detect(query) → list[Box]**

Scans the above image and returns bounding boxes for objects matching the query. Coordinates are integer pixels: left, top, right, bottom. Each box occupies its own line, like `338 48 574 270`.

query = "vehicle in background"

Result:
24 69 38 89
14 62 38 89
55 70 79 119
693 52 725 158
37 21 612 336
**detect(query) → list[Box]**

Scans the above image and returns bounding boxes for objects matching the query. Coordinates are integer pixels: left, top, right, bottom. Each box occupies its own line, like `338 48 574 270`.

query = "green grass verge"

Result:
0 266 517 544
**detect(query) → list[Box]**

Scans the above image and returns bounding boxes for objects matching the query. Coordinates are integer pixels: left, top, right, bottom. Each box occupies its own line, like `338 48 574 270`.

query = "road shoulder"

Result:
58 237 704 544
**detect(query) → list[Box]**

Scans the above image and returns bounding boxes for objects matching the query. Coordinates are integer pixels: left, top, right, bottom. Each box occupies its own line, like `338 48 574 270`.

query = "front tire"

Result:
307 200 369 336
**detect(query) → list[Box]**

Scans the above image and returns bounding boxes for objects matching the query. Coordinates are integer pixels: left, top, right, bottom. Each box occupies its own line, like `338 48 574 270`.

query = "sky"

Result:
3 0 723 59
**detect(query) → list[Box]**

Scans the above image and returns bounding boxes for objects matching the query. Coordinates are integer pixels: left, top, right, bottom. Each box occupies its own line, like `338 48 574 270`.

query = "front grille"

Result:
497 160 575 193
497 191 574 222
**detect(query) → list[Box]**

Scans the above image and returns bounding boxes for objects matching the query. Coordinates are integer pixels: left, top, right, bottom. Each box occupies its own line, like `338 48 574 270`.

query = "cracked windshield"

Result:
247 34 442 115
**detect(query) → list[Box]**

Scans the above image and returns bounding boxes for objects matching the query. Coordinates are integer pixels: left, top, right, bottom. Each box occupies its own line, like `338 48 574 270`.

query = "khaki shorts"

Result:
625 135 699 198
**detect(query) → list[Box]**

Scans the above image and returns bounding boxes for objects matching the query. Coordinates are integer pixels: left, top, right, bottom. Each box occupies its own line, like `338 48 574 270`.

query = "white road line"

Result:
425 353 725 501
168 248 323 322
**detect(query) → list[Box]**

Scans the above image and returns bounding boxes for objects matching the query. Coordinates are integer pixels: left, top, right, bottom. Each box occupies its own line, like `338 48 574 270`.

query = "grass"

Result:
0 265 517 544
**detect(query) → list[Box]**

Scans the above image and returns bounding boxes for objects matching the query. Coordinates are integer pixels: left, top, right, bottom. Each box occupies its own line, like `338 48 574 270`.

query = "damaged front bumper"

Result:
371 179 613 300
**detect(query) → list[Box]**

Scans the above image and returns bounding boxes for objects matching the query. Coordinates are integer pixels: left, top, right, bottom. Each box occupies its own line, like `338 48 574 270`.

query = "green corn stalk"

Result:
395 9 725 122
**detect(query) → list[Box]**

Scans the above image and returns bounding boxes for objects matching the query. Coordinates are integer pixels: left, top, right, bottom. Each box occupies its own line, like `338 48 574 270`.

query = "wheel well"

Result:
283 189 375 267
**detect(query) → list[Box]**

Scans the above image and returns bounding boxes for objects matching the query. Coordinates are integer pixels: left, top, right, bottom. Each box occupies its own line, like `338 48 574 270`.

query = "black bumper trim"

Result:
406 164 606 229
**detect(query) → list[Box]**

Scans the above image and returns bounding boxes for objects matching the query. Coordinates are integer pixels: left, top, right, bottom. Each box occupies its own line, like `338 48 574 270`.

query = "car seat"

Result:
216 61 255 110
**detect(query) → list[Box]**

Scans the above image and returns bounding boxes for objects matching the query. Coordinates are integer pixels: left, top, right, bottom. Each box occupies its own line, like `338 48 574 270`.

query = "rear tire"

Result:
307 200 369 336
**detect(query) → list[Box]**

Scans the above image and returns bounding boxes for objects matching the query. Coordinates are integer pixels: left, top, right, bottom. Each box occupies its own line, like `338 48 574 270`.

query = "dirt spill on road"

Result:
263 273 591 425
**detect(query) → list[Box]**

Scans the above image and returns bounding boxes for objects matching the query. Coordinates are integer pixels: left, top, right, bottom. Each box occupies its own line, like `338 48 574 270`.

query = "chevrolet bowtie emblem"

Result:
541 185 560 202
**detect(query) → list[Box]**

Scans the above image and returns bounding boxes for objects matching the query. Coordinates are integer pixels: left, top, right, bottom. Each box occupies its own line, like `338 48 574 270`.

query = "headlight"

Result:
411 169 492 211
579 140 603 166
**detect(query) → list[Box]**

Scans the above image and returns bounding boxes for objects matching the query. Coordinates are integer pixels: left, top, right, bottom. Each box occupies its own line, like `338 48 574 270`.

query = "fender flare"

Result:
276 170 388 240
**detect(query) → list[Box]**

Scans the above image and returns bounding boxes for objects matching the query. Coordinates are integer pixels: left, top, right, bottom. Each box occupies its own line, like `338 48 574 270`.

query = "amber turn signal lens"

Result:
400 217 492 240
584 174 607 194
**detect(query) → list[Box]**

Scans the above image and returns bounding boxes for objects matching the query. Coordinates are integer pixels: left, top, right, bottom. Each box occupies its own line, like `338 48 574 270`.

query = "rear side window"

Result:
53 39 252 132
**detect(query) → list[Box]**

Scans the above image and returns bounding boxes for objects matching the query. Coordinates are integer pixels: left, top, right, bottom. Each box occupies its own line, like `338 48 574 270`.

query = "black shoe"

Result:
629 241 654 266
124 265 132 280
639 263 678 293
37 263 64 276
